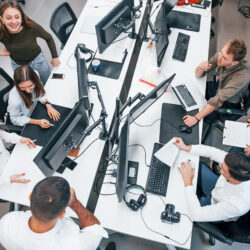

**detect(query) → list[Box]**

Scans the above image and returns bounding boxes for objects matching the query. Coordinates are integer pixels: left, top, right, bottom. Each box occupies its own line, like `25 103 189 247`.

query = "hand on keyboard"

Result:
183 115 198 127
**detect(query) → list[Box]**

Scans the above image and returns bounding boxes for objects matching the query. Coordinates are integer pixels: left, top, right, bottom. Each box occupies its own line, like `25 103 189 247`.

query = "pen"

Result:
50 123 54 127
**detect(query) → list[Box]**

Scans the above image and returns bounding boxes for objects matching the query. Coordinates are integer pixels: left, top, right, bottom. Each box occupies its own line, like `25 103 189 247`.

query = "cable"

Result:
150 2 161 17
66 53 76 69
90 113 102 131
111 35 129 44
134 118 161 127
129 144 150 167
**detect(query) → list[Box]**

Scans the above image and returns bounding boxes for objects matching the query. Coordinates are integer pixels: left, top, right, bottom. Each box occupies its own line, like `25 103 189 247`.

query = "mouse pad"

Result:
159 103 199 145
21 102 72 147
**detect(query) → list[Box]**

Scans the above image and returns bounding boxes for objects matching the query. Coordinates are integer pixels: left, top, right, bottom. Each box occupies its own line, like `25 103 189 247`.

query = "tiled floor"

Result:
0 1 250 249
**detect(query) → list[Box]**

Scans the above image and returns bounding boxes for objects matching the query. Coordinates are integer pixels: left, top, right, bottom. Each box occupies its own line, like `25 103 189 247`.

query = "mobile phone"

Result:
51 73 64 79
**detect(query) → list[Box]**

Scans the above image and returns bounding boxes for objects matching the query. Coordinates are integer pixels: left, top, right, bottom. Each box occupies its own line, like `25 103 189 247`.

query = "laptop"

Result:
171 81 206 112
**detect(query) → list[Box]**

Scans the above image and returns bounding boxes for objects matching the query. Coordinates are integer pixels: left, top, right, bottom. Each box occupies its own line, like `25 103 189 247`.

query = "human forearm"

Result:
29 118 41 126
195 66 205 78
195 104 216 121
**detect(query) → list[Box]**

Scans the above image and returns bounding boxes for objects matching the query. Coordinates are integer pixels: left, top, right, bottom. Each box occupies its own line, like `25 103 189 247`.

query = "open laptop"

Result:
171 81 206 112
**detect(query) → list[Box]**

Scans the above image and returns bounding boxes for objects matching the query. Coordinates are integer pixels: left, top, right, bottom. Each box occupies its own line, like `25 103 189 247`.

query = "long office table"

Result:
0 0 146 217
95 2 211 249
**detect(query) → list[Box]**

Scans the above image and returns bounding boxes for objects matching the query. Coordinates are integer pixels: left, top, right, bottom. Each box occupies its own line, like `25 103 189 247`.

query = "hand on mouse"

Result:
183 115 198 127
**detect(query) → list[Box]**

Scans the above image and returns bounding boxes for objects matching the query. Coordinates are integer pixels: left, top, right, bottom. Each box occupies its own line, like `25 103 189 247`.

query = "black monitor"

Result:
33 100 89 177
116 114 130 202
95 0 134 54
130 73 176 123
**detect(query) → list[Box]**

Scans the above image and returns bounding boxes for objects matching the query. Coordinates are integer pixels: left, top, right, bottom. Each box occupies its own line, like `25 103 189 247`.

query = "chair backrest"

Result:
243 82 250 111
212 0 223 8
50 2 77 48
0 68 13 122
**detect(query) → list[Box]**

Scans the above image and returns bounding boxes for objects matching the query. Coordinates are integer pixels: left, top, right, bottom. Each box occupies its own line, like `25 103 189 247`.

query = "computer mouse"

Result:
179 125 192 134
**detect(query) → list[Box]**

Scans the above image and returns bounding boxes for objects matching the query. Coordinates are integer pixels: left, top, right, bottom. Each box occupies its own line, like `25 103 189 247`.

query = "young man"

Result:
174 137 250 222
0 176 108 250
183 39 250 127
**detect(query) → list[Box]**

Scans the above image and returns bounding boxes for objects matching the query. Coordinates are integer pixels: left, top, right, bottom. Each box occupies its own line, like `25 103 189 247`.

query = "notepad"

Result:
223 120 250 148
154 138 179 167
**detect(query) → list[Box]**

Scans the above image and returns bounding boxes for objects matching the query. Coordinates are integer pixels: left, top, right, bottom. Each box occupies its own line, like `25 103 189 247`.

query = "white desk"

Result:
95 2 211 249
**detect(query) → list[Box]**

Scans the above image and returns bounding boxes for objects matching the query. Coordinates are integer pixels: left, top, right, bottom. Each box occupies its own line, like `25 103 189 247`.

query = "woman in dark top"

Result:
0 0 60 84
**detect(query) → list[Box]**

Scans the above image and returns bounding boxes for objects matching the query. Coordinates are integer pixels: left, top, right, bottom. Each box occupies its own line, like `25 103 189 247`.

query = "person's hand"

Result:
39 119 51 128
183 115 198 127
0 48 10 56
51 58 60 67
244 144 250 155
199 61 212 72
173 137 190 152
9 173 30 184
20 137 36 149
178 161 194 187
68 187 79 210
247 119 250 127
46 105 60 121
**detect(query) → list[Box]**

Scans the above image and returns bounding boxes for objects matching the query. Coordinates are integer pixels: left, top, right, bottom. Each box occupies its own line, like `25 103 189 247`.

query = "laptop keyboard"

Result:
176 84 197 107
146 143 170 196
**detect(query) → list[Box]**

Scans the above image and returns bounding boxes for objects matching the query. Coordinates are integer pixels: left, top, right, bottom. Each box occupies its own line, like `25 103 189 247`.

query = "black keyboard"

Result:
176 84 197 107
172 32 190 62
146 143 170 196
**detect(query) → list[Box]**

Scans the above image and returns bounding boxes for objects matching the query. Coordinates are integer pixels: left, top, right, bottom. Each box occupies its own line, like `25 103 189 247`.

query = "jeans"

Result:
11 51 51 85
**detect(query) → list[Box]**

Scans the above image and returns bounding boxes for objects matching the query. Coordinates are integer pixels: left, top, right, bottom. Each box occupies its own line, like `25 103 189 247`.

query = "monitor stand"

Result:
57 157 77 174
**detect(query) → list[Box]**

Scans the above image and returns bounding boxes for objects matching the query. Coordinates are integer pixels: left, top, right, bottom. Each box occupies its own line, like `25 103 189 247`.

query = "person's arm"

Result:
42 99 60 121
195 53 218 78
0 48 10 56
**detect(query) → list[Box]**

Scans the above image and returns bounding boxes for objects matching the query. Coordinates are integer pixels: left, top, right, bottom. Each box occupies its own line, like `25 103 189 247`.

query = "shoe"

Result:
105 242 116 250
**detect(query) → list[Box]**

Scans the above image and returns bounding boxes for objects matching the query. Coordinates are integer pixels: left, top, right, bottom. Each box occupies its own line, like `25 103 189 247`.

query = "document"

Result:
223 120 250 148
154 138 179 167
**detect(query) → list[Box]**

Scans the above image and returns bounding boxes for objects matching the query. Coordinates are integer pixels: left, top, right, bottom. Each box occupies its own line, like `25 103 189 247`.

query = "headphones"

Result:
124 185 147 211
75 43 93 62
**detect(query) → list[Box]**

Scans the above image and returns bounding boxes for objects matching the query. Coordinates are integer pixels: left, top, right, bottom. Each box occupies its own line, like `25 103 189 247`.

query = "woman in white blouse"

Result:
7 65 60 128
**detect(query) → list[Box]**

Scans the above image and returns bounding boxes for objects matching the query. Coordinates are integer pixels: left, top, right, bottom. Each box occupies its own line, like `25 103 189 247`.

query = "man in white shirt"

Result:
0 176 108 250
174 137 250 222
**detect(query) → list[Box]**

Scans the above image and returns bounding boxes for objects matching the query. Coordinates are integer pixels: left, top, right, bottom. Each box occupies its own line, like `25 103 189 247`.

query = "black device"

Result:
33 100 89 177
127 160 139 185
124 185 147 211
172 32 190 62
95 0 143 54
145 142 171 196
179 124 192 133
51 73 64 79
76 43 93 63
161 204 180 224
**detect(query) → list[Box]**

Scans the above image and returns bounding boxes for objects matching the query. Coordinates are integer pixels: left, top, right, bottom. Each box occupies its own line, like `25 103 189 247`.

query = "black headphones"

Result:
124 185 147 211
75 43 93 62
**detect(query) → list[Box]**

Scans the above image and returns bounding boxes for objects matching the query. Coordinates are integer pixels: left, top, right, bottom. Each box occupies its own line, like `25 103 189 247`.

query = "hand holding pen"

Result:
20 137 36 149
39 119 54 128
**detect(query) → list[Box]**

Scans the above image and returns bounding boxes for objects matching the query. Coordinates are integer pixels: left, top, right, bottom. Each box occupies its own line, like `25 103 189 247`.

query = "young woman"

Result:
0 0 60 84
8 65 60 128
0 127 35 185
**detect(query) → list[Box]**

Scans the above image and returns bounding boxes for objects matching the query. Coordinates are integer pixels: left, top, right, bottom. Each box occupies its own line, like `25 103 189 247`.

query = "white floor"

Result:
1 1 250 249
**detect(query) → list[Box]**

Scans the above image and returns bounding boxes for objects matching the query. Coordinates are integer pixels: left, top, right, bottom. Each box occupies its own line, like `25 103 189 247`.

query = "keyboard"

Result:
145 143 170 196
176 84 197 107
172 32 190 62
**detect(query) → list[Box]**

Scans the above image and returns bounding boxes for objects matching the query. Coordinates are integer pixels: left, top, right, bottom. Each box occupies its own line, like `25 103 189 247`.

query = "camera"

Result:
161 204 180 224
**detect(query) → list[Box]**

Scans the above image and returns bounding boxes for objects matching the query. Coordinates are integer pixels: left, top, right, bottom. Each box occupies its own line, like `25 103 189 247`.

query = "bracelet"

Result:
194 115 200 121
44 101 51 106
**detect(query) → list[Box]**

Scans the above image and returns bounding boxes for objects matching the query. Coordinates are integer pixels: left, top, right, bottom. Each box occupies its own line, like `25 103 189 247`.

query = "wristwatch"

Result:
44 100 52 106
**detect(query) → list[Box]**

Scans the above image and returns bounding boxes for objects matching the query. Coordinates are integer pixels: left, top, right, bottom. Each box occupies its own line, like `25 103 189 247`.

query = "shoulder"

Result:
0 211 27 227
9 87 22 101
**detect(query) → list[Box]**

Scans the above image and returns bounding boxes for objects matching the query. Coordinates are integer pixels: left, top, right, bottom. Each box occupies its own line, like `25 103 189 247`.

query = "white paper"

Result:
223 120 250 148
154 138 179 167
80 15 102 34
95 46 125 63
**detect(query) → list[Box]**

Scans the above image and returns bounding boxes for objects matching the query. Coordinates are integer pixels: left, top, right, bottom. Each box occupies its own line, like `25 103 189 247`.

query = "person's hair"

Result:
225 151 250 182
0 0 34 40
13 65 45 108
30 176 71 222
227 39 247 61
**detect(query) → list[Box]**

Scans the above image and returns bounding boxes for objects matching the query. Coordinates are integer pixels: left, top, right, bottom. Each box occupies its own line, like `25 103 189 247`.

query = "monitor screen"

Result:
116 114 130 202
33 100 89 177
130 73 176 123
95 0 134 54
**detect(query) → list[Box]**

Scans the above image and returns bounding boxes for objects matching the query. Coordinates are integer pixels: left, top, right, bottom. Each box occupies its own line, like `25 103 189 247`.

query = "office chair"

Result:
50 2 77 49
210 0 224 37
194 209 250 245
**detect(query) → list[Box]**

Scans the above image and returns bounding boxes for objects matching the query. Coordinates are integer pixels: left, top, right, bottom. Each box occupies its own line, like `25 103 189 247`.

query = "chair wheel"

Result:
209 235 216 245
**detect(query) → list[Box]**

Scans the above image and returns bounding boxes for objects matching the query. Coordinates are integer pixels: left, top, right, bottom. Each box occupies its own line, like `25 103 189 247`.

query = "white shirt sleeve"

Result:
0 176 11 186
38 93 47 104
0 130 21 144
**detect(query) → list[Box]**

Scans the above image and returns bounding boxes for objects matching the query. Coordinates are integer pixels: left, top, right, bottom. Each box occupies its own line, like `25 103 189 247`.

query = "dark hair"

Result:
30 176 70 222
13 65 45 108
225 151 250 182
0 0 34 40
227 39 247 61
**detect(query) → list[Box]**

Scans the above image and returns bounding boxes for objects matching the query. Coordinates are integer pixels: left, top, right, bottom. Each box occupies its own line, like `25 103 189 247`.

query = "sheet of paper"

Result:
223 120 250 148
154 138 179 167
95 46 125 63
79 15 102 35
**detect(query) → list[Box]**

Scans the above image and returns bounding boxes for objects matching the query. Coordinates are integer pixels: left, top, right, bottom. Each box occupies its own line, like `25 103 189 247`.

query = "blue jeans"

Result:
197 163 219 206
11 51 51 85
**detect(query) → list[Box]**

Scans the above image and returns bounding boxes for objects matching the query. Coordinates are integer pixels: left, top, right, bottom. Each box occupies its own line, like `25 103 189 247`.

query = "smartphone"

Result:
51 73 64 79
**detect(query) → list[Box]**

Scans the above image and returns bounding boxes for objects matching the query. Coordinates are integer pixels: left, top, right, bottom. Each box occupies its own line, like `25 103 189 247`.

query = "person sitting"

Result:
7 65 60 128
174 137 250 222
183 39 250 127
0 176 108 249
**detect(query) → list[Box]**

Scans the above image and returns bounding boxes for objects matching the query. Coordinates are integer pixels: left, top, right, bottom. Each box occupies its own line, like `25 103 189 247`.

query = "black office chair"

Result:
210 0 224 37
50 2 77 49
194 209 250 245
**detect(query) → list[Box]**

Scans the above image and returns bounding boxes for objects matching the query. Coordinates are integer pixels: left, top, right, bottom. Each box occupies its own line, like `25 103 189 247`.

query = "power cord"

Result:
129 144 150 167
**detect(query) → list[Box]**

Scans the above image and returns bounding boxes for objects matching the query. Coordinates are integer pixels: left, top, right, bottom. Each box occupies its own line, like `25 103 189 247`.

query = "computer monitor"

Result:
33 100 89 177
116 114 130 202
130 73 176 123
95 0 134 54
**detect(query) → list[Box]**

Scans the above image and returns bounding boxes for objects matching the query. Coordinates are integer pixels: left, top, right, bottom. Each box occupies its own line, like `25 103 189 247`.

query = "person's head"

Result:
218 151 250 183
13 65 45 108
217 39 247 68
30 176 71 222
0 0 33 39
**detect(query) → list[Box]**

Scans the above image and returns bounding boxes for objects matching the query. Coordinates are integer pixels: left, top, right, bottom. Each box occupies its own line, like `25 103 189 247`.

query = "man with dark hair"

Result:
174 137 250 222
0 176 108 250
183 39 250 127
